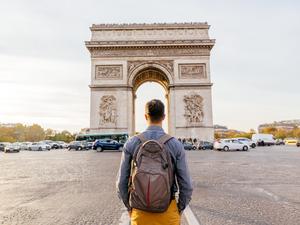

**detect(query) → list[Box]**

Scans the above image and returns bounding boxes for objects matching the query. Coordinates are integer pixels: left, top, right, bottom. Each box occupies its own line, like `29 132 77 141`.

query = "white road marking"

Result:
118 205 201 225
184 205 201 225
256 188 280 201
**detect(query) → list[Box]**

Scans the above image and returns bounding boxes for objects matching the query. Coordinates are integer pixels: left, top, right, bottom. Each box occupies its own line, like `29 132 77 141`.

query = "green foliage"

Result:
0 124 75 142
215 127 300 140
215 129 256 139
261 127 300 139
49 130 75 143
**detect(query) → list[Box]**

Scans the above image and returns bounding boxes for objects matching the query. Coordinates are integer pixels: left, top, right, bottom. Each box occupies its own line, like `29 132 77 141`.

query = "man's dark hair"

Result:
145 99 165 123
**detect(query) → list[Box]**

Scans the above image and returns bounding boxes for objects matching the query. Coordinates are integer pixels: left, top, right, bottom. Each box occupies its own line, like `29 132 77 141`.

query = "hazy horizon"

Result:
0 0 299 133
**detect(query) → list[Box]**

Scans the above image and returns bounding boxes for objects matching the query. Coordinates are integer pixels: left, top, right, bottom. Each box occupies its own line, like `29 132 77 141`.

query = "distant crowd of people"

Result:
178 137 201 144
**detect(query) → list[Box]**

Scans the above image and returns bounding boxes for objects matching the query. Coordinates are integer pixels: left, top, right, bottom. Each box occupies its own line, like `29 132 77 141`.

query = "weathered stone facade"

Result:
86 22 215 141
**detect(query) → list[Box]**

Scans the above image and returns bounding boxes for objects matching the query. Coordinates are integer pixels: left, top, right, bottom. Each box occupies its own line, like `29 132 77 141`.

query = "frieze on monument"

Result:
90 48 211 58
89 23 211 41
183 94 204 125
95 65 123 80
128 60 173 75
179 63 206 79
99 95 117 126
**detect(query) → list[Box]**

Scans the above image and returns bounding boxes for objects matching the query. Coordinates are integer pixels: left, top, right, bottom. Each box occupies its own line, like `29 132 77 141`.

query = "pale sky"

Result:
0 0 299 132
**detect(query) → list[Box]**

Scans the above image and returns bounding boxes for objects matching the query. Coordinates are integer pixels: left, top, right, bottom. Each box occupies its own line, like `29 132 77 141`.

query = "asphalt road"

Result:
0 146 299 225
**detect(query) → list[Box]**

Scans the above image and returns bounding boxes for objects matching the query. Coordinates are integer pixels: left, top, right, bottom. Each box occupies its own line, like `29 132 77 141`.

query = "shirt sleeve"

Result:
175 141 193 212
116 140 133 211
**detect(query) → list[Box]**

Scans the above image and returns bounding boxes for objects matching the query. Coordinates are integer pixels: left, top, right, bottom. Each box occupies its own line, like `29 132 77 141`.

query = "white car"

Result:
232 138 256 148
28 142 51 151
4 143 21 153
214 139 250 151
19 142 32 150
57 141 68 149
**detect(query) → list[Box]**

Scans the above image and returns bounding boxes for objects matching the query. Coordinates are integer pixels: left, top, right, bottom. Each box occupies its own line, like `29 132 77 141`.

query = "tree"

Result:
51 130 75 142
292 128 300 138
25 124 45 142
45 128 56 140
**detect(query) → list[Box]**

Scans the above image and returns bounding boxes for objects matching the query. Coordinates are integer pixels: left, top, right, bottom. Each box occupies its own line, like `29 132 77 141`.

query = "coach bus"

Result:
75 132 129 143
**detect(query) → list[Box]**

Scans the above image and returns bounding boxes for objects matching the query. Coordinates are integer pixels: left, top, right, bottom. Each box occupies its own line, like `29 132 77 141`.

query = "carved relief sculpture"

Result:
183 94 204 124
95 65 122 79
99 95 117 126
91 48 211 58
179 64 206 79
127 60 173 75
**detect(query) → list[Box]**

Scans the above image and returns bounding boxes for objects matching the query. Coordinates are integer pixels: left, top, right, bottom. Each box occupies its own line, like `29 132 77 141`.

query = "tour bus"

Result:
75 132 129 144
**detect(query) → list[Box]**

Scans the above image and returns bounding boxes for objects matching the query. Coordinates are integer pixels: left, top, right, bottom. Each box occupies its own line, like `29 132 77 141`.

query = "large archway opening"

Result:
132 68 170 134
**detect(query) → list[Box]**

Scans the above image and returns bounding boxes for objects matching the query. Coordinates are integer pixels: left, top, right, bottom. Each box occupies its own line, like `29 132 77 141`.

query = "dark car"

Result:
93 139 124 152
275 139 285 145
183 142 194 151
297 140 300 147
0 143 6 151
68 141 89 151
50 142 61 149
197 141 214 150
87 142 93 150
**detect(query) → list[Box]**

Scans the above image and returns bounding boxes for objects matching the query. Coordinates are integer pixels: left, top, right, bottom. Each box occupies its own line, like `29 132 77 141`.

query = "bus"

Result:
75 132 129 143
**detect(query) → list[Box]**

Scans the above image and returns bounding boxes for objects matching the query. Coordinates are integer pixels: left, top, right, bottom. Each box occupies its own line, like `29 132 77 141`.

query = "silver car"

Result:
4 143 21 153
28 142 51 151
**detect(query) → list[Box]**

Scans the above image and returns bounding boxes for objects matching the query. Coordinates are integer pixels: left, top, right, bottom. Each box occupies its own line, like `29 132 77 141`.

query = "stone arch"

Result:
129 64 172 134
128 62 173 90
132 68 169 92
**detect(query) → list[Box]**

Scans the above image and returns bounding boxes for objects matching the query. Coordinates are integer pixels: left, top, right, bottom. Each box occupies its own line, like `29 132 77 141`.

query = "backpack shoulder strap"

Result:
135 133 148 144
132 133 148 162
157 134 173 145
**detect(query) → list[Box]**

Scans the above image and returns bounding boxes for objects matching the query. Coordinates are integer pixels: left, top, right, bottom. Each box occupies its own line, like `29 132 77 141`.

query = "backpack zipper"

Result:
147 176 150 208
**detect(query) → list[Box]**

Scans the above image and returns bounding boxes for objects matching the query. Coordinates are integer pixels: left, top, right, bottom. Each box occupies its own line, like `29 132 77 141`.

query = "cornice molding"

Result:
85 39 215 49
90 22 210 31
89 83 213 90
169 83 213 89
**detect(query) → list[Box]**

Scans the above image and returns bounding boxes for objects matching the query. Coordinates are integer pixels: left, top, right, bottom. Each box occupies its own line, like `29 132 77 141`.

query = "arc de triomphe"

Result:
85 23 215 141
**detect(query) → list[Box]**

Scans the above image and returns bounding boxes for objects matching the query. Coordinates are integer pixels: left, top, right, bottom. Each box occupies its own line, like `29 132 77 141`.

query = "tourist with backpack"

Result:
116 99 193 225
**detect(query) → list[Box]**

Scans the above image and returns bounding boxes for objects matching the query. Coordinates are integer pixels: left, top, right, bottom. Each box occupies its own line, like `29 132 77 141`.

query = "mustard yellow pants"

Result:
131 200 181 225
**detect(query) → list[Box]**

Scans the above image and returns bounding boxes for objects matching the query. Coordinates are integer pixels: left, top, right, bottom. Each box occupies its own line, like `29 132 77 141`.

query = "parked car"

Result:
4 143 21 153
42 141 61 149
57 141 68 149
275 139 285 145
28 142 51 151
0 142 8 151
214 139 249 151
297 140 300 147
284 138 298 146
232 137 256 148
93 139 124 152
252 134 275 146
51 142 61 149
68 141 89 151
86 142 93 150
182 142 194 151
19 142 32 150
197 141 213 150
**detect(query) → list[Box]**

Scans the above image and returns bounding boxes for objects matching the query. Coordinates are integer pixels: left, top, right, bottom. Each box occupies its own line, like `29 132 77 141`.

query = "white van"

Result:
252 134 275 146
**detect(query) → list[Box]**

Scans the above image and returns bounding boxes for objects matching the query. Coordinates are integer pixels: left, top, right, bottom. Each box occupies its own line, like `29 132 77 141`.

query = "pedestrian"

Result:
116 99 193 225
